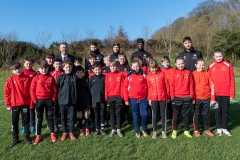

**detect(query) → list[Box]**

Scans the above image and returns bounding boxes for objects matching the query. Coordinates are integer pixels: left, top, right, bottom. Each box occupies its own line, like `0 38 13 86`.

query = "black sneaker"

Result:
93 130 100 136
25 137 32 145
10 140 19 148
100 129 107 136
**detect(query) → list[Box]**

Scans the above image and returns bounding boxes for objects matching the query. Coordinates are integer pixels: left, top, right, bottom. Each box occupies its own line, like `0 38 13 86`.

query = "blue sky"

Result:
0 0 219 46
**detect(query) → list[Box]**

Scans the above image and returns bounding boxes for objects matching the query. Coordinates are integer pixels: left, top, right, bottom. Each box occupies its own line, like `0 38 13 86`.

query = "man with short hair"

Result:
110 43 128 65
55 42 75 63
85 42 104 69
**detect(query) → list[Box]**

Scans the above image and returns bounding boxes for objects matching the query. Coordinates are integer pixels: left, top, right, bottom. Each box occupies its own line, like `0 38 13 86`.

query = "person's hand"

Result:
125 101 129 105
167 99 170 103
7 107 11 110
230 97 234 100
148 100 152 106
211 101 216 104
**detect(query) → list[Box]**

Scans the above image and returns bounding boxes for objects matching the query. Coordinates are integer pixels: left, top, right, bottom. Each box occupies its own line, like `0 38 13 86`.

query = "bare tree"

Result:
36 30 52 48
141 24 152 42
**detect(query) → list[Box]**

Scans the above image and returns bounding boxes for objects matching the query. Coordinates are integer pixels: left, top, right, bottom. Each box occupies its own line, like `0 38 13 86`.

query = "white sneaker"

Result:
216 128 222 136
222 129 232 136
162 131 167 139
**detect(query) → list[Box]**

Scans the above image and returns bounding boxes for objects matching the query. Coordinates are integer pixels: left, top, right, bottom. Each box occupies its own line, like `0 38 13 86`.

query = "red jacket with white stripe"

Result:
4 73 32 109
146 70 170 101
123 73 147 102
105 71 124 100
50 70 63 82
208 60 235 98
170 69 194 99
30 74 57 103
192 70 215 101
22 68 37 80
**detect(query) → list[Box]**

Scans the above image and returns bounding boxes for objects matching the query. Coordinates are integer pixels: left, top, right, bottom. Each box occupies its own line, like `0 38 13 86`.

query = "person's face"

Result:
53 61 62 71
74 61 82 67
75 70 84 79
213 52 223 62
162 60 170 68
39 67 49 75
195 61 205 72
149 67 158 74
89 58 96 65
63 64 73 74
24 61 33 70
118 56 126 65
90 45 97 51
175 59 185 70
60 44 68 55
113 46 120 53
137 43 144 50
183 40 192 51
131 63 140 72
45 57 54 65
93 67 102 75
104 58 110 67
110 65 117 72
12 67 23 75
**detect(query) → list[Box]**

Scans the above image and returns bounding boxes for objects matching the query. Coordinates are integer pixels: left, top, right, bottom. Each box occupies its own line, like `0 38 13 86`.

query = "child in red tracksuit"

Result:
134 56 148 74
208 49 235 136
105 60 124 137
30 60 57 145
170 56 194 139
124 60 148 138
4 62 32 147
161 56 175 119
146 60 169 139
22 58 37 133
192 59 215 138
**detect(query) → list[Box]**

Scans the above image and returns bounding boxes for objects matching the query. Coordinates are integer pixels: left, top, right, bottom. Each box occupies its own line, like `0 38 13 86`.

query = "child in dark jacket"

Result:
89 62 107 136
74 66 91 136
57 59 78 141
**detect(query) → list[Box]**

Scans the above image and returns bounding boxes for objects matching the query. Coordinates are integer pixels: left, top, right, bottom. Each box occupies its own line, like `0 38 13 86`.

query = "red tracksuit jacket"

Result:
123 73 148 102
30 74 57 103
146 70 170 101
50 70 63 82
4 73 32 109
105 71 124 100
161 66 175 82
22 68 37 80
170 69 194 99
208 60 235 98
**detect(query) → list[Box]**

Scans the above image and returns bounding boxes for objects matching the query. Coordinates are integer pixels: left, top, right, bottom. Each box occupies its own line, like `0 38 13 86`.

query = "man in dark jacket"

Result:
110 43 128 65
178 36 203 72
55 42 75 63
85 42 104 69
130 38 152 66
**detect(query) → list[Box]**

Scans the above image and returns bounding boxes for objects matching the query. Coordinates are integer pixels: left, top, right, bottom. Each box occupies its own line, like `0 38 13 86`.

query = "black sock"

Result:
85 118 89 129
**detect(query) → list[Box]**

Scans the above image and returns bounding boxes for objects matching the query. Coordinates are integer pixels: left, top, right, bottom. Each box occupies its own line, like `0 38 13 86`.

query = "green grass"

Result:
0 77 240 159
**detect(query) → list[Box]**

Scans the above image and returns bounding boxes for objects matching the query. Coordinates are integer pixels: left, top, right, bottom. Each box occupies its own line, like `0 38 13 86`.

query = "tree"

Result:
113 25 129 48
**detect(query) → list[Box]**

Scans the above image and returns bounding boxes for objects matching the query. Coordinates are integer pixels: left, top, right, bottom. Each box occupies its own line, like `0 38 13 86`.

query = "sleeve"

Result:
170 72 175 99
189 73 194 99
4 79 12 108
123 76 129 102
229 64 235 99
121 74 125 99
104 75 108 101
30 77 37 103
52 78 57 102
209 74 215 101
164 74 170 99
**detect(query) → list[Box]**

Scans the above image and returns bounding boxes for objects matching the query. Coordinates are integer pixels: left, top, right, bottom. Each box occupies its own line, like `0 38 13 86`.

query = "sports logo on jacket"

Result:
184 74 189 78
221 66 226 71
139 75 143 80
116 77 120 81
47 78 51 82
124 68 127 72
23 79 28 83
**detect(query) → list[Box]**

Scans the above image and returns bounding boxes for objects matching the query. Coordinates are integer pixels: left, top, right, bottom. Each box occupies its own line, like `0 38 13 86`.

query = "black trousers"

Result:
35 99 54 135
92 102 105 130
11 106 30 140
172 96 192 130
167 100 173 119
30 107 35 127
215 96 230 129
193 98 210 131
151 101 167 132
60 105 76 133
107 96 122 130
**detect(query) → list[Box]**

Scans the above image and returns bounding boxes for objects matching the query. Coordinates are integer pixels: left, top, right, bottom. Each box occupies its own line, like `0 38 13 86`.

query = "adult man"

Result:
85 42 104 69
110 43 128 65
178 36 203 72
55 42 75 63
131 38 152 66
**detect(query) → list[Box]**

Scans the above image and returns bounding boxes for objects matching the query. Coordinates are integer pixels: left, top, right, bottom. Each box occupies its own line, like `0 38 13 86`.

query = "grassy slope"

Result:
0 74 240 159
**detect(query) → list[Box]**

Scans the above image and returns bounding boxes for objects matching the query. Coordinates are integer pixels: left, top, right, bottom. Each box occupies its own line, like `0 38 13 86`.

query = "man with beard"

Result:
85 42 104 69
130 38 152 66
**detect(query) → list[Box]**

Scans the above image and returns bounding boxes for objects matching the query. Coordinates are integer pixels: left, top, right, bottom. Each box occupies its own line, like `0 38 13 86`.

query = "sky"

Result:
0 0 220 46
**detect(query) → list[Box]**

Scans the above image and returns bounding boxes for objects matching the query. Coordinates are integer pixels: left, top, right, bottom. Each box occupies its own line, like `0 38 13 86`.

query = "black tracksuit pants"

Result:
215 96 230 129
107 96 122 130
35 99 54 135
11 106 30 140
151 101 167 132
92 102 105 130
172 96 192 131
193 98 210 131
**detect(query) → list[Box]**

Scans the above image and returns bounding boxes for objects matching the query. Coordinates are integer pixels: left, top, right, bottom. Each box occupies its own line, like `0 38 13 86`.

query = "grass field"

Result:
0 78 240 160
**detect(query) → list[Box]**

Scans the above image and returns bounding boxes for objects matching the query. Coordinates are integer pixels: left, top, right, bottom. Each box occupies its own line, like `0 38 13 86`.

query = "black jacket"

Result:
85 50 104 69
110 52 129 65
178 47 203 72
89 74 105 103
130 49 151 66
77 77 90 107
55 53 75 63
57 73 78 105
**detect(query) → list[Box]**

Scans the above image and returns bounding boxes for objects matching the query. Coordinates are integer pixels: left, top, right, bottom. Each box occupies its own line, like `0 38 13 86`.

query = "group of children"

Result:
4 47 235 147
